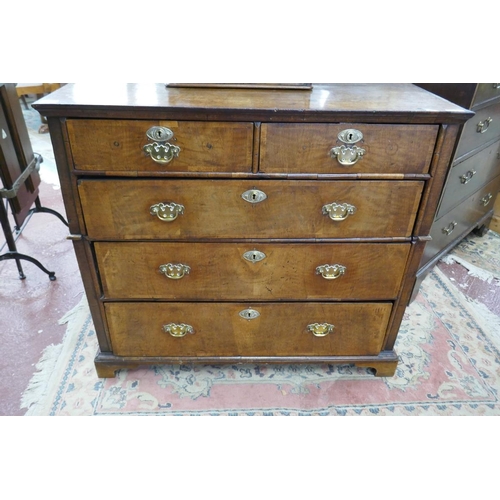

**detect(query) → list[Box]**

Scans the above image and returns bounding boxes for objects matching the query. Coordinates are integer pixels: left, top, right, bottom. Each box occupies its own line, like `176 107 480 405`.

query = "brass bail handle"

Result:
150 202 185 222
163 323 194 337
477 117 493 134
143 126 181 164
307 323 335 337
460 170 476 184
481 193 493 206
322 202 356 221
330 128 365 166
442 221 457 235
159 263 191 280
316 264 346 280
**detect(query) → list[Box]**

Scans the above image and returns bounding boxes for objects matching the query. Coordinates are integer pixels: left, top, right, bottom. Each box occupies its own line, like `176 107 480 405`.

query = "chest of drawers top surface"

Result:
34 83 471 123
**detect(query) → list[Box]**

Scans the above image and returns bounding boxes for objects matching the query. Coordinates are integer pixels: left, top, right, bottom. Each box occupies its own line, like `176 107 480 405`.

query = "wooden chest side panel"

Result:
260 123 438 174
105 302 392 357
95 242 410 301
78 179 424 239
67 119 254 172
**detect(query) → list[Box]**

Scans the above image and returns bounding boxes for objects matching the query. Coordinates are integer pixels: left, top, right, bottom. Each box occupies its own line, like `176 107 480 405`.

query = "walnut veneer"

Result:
33 83 471 378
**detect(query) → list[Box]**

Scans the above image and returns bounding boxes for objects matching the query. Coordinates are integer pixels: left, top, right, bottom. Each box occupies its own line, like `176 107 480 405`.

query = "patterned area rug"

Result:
21 234 500 416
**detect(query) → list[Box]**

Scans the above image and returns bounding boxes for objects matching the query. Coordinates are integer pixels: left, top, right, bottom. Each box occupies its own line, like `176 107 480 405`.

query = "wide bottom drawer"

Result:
105 302 392 357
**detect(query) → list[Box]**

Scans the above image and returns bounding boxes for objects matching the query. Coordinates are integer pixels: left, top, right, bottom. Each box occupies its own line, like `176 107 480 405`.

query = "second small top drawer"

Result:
259 123 438 174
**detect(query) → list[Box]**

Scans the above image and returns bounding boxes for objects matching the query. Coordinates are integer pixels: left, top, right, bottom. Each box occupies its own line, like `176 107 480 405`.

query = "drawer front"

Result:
472 83 500 108
95 242 410 301
455 101 500 158
79 179 424 239
105 302 392 357
67 119 254 173
437 138 500 218
260 123 438 174
422 174 500 264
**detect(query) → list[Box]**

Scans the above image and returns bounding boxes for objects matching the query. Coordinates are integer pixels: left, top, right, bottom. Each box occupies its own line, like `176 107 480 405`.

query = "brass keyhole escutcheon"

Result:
239 308 260 320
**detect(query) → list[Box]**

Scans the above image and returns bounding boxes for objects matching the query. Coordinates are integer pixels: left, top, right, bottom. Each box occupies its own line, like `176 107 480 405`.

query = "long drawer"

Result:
105 302 392 357
473 84 500 108
422 174 500 264
455 101 500 159
67 119 254 173
436 138 500 218
79 179 424 239
260 123 438 174
95 242 410 300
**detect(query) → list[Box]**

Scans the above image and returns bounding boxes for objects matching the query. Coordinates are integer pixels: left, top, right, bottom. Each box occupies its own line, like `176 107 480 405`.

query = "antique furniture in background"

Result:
0 83 68 280
33 83 470 378
412 84 500 299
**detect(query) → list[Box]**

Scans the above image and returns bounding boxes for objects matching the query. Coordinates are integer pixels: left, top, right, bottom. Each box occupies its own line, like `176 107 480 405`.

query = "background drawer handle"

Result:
163 323 194 337
307 323 334 337
460 170 476 184
316 264 346 280
143 126 180 164
493 84 500 89
477 117 493 134
481 193 493 206
442 221 457 235
150 202 185 221
322 202 356 220
159 263 191 279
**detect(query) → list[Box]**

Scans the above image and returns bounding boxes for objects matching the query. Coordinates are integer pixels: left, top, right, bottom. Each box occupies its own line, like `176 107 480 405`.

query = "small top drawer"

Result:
66 119 254 173
472 84 500 108
455 101 500 159
259 123 438 175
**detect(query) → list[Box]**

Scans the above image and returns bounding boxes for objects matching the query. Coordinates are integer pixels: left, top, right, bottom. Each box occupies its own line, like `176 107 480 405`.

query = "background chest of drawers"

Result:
34 84 470 378
412 84 500 299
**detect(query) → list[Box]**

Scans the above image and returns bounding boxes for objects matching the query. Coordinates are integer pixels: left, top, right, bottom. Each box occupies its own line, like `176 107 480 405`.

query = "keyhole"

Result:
252 253 256 261
348 133 353 141
252 192 257 200
157 130 163 139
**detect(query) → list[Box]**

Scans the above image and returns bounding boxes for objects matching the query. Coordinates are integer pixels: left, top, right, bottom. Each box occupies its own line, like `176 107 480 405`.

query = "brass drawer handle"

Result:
330 128 365 166
322 202 356 221
481 193 493 206
307 323 334 337
442 221 457 235
159 263 191 280
330 145 365 166
460 170 476 184
316 264 346 280
143 126 181 164
162 323 194 337
477 117 493 134
150 202 185 222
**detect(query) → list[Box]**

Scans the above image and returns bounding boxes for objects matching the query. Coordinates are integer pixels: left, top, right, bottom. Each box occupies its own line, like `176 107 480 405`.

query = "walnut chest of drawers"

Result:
34 83 471 378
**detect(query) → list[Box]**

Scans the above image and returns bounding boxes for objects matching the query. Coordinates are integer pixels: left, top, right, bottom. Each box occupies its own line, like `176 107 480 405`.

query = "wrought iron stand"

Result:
0 82 68 280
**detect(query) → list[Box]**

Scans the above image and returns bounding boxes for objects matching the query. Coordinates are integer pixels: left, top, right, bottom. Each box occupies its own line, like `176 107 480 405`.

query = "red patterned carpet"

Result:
20 232 500 415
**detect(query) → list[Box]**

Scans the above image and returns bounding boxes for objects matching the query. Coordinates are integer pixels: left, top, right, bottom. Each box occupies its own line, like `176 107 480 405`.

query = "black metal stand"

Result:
0 153 68 280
